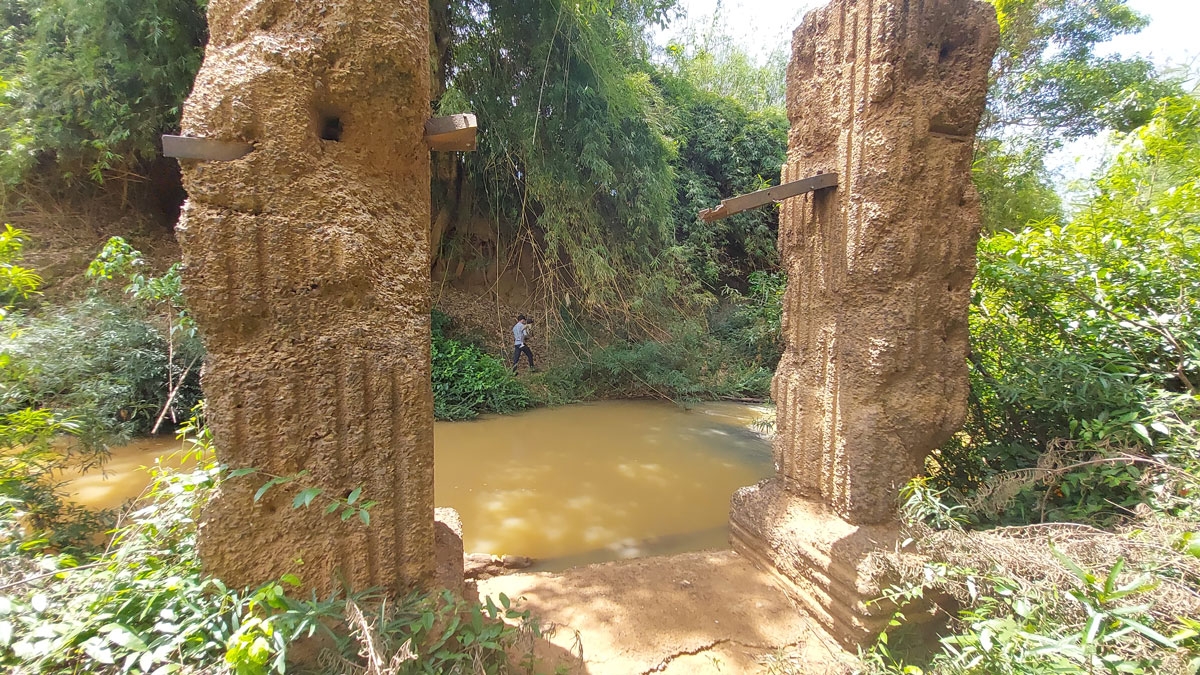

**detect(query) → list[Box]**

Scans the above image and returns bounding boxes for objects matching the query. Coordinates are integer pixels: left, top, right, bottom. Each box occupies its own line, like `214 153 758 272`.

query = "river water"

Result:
65 400 774 569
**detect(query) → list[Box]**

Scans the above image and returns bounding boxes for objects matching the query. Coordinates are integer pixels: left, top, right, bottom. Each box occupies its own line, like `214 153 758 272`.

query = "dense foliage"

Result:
1 427 546 674
985 0 1174 139
0 0 1197 672
975 0 1183 235
0 298 185 446
534 320 773 404
658 75 786 286
939 93 1200 525
431 311 530 420
0 235 202 451
436 0 684 314
660 24 786 113
0 0 206 184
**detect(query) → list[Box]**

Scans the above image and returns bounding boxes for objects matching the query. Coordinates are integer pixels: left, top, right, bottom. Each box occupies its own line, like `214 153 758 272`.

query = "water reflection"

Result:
65 401 774 569
435 400 773 568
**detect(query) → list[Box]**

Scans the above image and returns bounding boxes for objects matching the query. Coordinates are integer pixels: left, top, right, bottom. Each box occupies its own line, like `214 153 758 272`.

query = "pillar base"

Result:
729 479 899 648
434 507 465 596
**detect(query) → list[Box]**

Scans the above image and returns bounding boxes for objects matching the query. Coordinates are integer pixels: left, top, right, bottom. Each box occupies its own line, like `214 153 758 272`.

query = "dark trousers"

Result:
512 344 534 371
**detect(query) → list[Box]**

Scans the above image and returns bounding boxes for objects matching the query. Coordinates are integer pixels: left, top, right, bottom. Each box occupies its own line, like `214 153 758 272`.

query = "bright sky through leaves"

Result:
663 0 1197 73
661 0 1199 192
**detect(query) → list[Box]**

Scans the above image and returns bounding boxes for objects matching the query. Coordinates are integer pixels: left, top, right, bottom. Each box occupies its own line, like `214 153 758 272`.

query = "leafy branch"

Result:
227 468 378 526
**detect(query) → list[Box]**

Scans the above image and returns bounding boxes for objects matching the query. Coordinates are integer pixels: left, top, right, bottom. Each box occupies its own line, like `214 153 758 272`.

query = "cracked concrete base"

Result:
475 550 857 674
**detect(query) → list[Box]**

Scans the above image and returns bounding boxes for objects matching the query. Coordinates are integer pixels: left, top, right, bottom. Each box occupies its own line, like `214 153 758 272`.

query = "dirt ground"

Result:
476 550 858 674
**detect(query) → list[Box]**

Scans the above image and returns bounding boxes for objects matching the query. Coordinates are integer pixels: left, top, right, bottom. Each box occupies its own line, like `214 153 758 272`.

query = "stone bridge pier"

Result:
175 0 438 595
730 0 998 646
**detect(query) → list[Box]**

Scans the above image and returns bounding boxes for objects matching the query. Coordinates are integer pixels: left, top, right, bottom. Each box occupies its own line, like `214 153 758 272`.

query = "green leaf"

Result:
1122 618 1178 648
1104 557 1126 596
1049 542 1090 584
101 623 148 651
293 487 322 509
1131 422 1152 444
253 480 275 503
1083 614 1103 645
1175 532 1200 558
358 509 370 526
346 486 362 505
229 467 258 478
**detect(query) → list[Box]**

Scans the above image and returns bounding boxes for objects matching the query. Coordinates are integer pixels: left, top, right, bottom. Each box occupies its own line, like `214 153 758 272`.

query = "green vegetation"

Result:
976 0 1183 235
0 0 1198 672
659 75 787 286
0 234 550 671
432 311 530 420
938 92 1200 524
855 1 1200 671
434 0 683 314
1 421 550 674
0 0 206 184
1 235 201 448
430 0 788 395
532 324 773 405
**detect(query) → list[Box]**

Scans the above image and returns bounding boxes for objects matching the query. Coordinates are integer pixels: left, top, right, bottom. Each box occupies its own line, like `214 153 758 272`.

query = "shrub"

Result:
539 324 774 404
934 94 1200 525
0 428 546 674
0 0 207 184
431 312 529 421
0 297 196 446
716 269 784 368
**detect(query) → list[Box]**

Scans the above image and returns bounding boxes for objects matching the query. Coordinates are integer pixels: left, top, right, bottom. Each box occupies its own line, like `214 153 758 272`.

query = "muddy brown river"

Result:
65 400 774 569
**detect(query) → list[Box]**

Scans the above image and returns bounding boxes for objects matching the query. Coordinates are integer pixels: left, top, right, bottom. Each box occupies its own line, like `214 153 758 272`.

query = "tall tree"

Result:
985 0 1175 138
432 0 686 320
660 22 787 113
975 0 1182 234
0 0 207 185
657 74 786 287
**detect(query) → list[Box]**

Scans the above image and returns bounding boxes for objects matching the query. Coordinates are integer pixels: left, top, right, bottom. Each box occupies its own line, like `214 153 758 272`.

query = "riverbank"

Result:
477 550 857 674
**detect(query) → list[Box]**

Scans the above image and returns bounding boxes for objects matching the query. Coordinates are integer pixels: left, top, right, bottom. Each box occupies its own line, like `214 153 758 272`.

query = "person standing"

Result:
512 314 535 373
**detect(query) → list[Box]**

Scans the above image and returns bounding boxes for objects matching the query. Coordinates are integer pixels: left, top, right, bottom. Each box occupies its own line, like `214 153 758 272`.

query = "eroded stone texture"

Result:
176 0 434 594
731 0 997 645
775 0 996 525
434 508 465 596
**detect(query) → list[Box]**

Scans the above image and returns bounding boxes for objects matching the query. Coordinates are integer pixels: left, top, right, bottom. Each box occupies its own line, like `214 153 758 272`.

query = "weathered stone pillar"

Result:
176 0 435 594
730 0 997 645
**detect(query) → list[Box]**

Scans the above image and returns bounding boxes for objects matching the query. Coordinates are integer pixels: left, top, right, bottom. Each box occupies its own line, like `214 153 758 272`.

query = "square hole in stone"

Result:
320 115 343 142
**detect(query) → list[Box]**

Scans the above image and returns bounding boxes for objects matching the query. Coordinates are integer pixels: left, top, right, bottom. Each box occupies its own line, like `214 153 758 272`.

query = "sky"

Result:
658 0 1200 191
660 0 1199 70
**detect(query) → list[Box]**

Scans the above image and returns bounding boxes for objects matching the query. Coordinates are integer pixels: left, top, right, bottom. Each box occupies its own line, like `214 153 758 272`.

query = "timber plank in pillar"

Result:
176 0 434 594
730 0 998 646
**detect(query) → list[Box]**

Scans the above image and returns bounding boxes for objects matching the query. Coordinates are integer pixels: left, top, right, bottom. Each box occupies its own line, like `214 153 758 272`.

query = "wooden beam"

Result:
425 113 478 152
162 135 253 161
699 172 838 222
